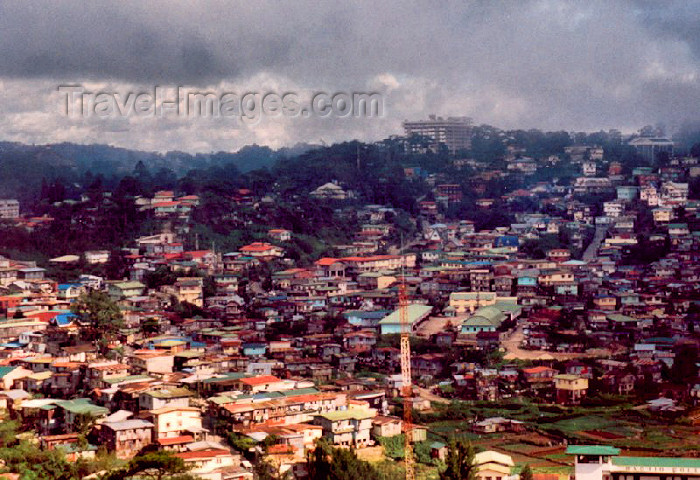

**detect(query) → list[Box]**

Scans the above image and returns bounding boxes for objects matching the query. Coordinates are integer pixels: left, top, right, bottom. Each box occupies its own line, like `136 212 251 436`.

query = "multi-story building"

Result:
474 451 515 480
172 277 204 307
0 199 19 219
628 137 673 163
568 445 700 480
139 387 193 411
603 201 624 218
640 184 659 206
147 406 205 440
554 374 589 404
660 181 688 206
582 161 597 176
313 407 375 448
449 291 498 314
339 254 415 273
107 281 145 300
403 115 472 154
99 419 154 459
436 184 463 203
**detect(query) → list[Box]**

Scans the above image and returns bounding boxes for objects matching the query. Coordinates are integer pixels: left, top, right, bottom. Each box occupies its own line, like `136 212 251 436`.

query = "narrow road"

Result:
415 386 451 404
583 224 608 262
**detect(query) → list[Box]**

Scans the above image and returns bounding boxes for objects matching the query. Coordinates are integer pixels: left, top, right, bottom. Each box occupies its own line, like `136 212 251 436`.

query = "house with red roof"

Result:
153 191 175 203
314 258 347 278
152 201 180 217
522 366 557 383
238 375 286 393
239 243 283 259
268 229 291 242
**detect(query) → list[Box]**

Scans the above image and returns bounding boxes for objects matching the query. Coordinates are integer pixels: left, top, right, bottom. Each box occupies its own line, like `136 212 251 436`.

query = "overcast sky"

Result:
0 0 699 153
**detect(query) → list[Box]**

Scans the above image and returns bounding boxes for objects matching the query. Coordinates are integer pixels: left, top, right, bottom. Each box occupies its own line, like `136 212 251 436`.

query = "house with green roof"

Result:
107 281 145 300
139 387 194 411
379 304 433 335
606 313 639 329
567 445 700 480
55 399 109 431
460 306 507 334
198 372 251 394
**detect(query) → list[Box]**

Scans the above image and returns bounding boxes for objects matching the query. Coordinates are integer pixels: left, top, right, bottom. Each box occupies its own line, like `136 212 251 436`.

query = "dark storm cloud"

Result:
632 0 700 60
0 1 350 84
0 3 232 83
0 1 698 151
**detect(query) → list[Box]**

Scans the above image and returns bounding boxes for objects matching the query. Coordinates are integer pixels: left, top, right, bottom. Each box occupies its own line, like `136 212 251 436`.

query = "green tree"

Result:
520 464 534 480
71 291 124 348
255 457 283 480
71 412 97 449
100 450 196 480
227 432 257 454
414 441 435 465
377 435 405 460
0 441 76 480
670 344 699 384
440 440 477 480
691 142 700 158
141 317 160 335
144 266 178 289
307 439 380 480
0 420 19 448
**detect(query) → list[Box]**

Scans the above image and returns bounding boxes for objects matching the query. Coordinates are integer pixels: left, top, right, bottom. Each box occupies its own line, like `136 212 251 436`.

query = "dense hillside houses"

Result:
0 127 698 479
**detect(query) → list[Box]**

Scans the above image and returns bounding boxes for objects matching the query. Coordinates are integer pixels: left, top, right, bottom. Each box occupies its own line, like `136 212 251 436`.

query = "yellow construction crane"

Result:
399 279 415 480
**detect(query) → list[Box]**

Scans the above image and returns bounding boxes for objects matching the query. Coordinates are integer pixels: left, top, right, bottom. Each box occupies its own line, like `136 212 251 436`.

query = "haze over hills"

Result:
0 141 316 203
2 121 700 206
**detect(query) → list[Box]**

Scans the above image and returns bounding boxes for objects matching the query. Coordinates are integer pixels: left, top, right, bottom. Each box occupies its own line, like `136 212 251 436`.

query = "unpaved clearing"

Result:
415 315 464 338
502 324 610 361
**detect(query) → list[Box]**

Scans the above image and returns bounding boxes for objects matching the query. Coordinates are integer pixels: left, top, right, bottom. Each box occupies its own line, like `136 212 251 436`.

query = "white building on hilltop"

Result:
310 181 351 200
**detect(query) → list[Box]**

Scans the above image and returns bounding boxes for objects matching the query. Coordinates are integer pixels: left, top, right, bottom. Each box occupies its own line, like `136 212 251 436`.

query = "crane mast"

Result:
399 280 415 480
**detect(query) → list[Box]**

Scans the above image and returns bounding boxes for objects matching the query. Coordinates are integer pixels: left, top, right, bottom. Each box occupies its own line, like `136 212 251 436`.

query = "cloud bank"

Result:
0 0 698 152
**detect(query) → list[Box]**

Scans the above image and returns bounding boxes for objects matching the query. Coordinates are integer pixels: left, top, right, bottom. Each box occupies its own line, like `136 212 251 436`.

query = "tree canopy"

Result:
439 440 477 480
71 290 124 344
99 451 196 480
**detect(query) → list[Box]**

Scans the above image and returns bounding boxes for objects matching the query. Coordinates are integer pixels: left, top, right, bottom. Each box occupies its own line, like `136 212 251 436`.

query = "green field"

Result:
418 399 699 475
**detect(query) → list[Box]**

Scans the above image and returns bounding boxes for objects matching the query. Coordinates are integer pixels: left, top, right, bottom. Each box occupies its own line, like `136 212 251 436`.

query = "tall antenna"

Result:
399 235 415 480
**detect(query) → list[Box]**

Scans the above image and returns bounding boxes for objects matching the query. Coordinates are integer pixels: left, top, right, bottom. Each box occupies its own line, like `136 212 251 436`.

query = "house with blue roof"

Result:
517 276 537 296
242 342 268 357
50 312 80 328
494 235 519 248
57 283 85 301
343 310 390 328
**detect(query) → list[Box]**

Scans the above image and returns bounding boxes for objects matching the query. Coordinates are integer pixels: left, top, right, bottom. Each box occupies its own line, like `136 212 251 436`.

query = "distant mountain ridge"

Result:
0 140 317 202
